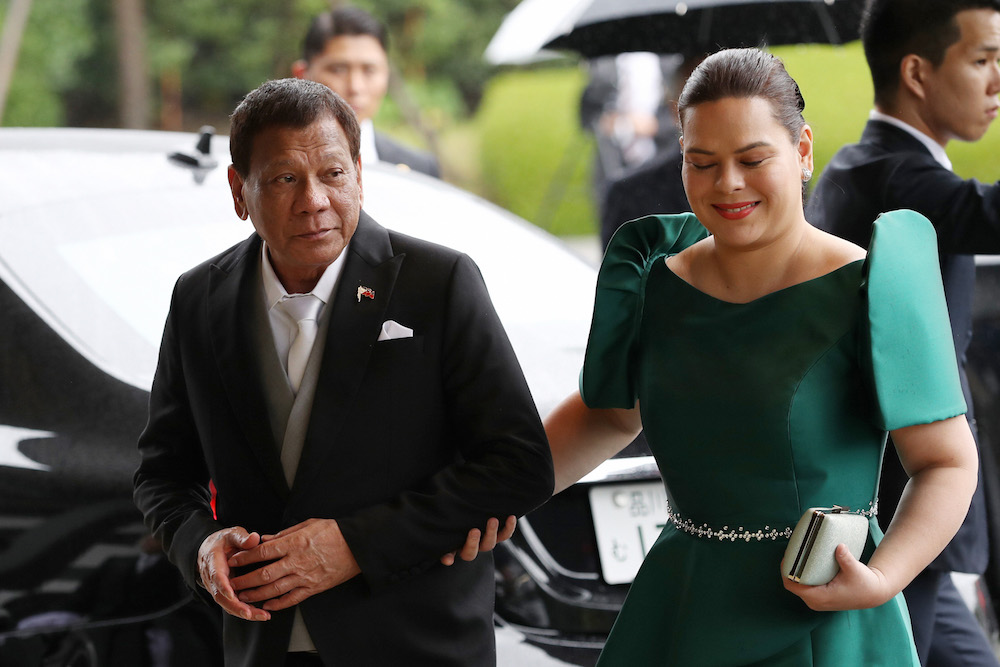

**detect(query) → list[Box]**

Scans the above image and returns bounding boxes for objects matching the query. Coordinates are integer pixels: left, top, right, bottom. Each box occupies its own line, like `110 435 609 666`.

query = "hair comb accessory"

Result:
791 79 806 113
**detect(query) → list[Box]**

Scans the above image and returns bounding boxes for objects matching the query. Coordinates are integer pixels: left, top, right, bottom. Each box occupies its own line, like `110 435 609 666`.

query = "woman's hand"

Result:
440 515 517 566
782 543 894 611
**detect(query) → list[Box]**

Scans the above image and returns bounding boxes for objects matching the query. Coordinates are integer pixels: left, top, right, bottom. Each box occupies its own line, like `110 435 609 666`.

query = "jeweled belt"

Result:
665 500 877 542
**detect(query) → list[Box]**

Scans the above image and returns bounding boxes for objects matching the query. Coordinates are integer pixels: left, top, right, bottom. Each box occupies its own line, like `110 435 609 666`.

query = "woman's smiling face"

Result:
680 96 813 251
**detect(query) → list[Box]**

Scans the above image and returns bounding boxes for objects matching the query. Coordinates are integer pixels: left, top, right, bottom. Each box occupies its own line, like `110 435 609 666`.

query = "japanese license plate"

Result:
588 482 669 585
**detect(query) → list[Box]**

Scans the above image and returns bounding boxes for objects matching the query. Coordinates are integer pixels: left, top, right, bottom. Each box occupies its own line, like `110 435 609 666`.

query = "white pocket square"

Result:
377 320 414 341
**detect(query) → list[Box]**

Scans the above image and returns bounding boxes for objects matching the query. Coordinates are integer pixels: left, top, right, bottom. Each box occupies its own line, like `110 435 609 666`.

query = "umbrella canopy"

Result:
542 0 865 58
484 0 590 65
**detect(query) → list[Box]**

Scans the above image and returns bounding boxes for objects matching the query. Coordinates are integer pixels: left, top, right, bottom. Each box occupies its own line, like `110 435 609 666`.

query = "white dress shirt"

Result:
359 119 379 168
261 241 348 377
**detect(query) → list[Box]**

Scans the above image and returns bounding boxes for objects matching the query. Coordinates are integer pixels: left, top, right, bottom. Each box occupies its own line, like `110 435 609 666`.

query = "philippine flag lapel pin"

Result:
357 285 375 303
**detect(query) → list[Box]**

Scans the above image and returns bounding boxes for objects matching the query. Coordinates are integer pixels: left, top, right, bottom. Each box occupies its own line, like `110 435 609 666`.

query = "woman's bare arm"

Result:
545 391 643 494
787 415 978 610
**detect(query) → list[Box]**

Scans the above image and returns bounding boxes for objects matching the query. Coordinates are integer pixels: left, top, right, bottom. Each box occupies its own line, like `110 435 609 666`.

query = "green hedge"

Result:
476 67 597 236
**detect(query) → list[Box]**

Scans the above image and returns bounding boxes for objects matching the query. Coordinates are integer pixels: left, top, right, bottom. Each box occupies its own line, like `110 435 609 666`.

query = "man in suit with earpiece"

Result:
133 78 553 667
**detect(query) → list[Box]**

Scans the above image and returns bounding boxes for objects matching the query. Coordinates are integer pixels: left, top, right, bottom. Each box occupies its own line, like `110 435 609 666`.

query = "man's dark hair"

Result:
229 78 361 177
302 6 388 63
862 0 1000 106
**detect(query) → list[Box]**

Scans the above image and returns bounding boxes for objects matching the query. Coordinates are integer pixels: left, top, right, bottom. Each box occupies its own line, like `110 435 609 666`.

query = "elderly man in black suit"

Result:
807 0 1000 663
292 6 440 178
133 78 553 666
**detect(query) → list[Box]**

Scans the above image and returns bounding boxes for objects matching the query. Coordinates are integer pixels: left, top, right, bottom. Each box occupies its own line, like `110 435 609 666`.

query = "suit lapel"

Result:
208 234 290 498
292 212 403 494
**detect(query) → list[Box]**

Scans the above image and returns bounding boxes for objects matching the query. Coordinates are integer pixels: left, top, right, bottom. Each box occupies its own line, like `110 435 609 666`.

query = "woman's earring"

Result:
801 167 813 182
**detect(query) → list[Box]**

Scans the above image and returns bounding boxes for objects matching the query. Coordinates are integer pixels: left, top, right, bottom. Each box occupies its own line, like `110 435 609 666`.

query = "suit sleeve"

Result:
885 158 1000 254
336 254 554 591
133 278 221 596
601 176 633 248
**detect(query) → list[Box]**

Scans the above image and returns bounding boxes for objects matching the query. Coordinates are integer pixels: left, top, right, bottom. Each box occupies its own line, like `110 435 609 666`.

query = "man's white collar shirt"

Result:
870 109 953 171
360 119 379 167
261 241 348 373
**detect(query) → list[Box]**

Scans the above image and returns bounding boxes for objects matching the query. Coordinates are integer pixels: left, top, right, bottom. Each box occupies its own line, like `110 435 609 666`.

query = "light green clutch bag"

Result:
781 507 869 585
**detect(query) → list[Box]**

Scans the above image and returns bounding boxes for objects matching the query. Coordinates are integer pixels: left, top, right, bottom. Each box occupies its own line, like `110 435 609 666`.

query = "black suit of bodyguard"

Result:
134 79 553 666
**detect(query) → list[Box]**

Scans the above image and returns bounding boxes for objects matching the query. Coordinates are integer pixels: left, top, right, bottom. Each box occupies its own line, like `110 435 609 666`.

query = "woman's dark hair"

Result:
677 48 806 144
229 78 361 178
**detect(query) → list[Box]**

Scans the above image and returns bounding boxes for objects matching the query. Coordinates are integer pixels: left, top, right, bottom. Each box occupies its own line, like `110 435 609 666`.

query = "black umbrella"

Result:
542 0 865 58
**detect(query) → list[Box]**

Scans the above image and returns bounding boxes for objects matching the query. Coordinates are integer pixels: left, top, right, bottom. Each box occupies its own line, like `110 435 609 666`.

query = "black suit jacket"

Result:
134 213 553 666
807 119 1000 574
375 131 441 178
600 147 689 250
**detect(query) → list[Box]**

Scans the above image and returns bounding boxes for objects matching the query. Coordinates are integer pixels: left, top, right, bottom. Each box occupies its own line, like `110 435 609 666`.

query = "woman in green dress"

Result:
545 48 979 665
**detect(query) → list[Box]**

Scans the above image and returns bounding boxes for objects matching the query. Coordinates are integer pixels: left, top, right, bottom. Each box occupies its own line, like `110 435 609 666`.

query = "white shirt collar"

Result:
359 119 378 167
869 109 952 171
261 240 348 312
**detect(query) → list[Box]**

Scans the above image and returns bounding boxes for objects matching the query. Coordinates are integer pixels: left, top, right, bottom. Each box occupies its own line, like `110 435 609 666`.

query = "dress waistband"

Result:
665 500 877 542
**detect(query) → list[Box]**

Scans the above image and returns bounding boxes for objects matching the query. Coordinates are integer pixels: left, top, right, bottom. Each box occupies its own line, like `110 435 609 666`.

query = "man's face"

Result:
920 8 1000 145
299 35 389 123
228 114 363 293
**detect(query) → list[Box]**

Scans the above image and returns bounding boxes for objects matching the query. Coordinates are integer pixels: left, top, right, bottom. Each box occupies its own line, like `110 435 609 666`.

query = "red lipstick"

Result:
712 201 759 220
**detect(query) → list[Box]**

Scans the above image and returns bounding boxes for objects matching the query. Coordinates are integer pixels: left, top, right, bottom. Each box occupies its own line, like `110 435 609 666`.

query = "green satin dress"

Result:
581 211 967 666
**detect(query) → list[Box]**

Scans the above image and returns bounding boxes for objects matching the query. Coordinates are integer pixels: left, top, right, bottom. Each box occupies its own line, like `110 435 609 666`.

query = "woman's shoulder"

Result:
808 226 867 273
600 213 710 284
663 235 713 280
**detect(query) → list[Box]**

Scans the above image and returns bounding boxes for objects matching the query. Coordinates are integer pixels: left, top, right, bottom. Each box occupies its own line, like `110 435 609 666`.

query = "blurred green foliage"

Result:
1 0 517 129
476 66 597 236
2 0 93 126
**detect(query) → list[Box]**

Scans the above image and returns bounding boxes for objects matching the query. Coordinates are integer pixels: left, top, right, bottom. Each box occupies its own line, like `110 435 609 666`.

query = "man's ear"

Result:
228 165 248 220
900 54 931 101
291 60 308 80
